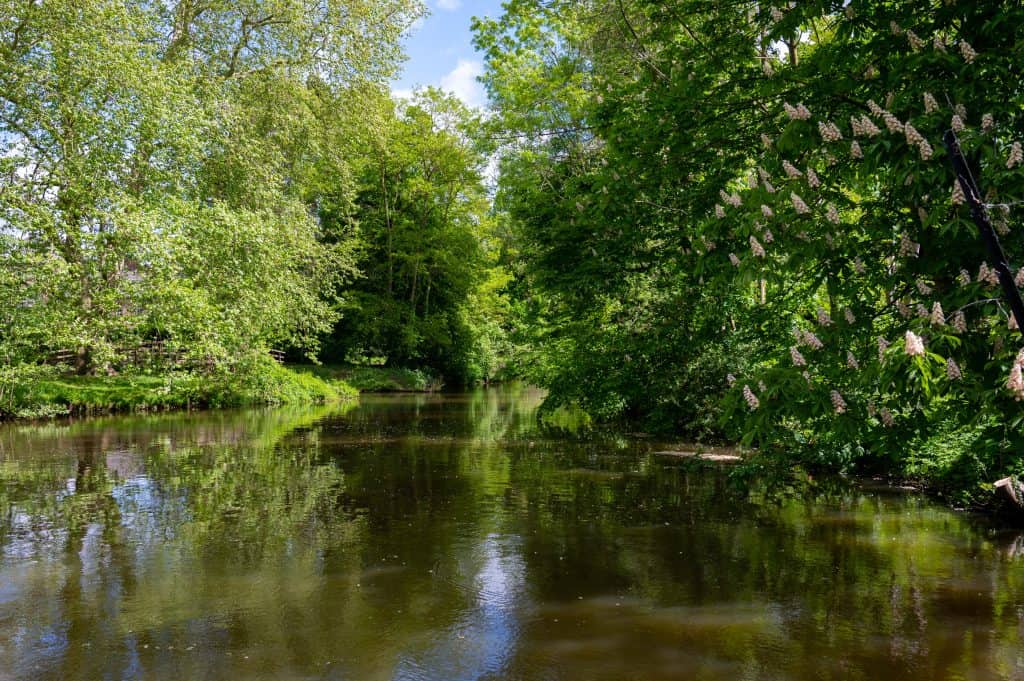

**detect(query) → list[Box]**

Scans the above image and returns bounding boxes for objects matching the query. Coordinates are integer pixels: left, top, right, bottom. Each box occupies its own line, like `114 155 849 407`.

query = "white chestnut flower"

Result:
878 336 891 362
790 346 807 366
859 115 881 137
880 408 895 427
806 168 820 188
801 329 824 350
904 123 925 147
931 302 945 326
851 116 865 137
783 160 802 179
831 390 847 414
1007 142 1023 169
818 121 843 142
905 330 925 357
952 311 967 333
959 40 977 63
846 351 859 369
899 234 919 257
882 111 904 133
851 141 863 159
946 357 962 380
826 204 840 224
715 204 726 219
978 261 1000 286
791 192 810 214
743 384 760 409
1007 361 1024 401
923 93 939 114
952 181 966 205
750 236 766 257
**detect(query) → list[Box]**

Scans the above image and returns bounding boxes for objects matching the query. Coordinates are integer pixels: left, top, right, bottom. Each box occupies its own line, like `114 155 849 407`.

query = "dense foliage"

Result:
1 0 511 412
323 88 510 383
476 0 1024 499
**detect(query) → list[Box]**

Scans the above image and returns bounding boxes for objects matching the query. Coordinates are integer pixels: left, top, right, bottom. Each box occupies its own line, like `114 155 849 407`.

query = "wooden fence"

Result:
45 343 286 372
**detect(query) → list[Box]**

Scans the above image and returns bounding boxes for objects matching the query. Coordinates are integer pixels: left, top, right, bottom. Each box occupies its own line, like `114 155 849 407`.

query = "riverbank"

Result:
1 362 357 420
0 362 445 421
294 364 443 393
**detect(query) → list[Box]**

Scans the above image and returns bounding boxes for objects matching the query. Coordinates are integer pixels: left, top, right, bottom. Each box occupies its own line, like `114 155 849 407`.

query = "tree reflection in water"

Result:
1 385 1023 680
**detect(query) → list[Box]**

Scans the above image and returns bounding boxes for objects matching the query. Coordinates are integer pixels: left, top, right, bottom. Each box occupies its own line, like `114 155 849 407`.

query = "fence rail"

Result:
43 344 287 372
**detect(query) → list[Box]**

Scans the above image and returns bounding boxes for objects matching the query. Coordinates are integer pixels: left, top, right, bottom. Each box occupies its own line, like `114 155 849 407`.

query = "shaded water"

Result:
1 386 1023 680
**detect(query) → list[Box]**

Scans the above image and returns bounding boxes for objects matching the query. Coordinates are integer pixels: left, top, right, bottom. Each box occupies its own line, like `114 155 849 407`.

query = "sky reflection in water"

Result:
1 386 1023 680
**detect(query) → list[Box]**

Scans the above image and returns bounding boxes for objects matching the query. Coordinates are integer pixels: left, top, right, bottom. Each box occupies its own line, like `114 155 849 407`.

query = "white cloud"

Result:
436 0 462 10
440 59 485 108
390 87 415 101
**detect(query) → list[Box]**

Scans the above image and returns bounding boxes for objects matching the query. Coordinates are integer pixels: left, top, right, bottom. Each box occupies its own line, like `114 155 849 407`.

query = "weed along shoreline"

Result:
1 364 441 421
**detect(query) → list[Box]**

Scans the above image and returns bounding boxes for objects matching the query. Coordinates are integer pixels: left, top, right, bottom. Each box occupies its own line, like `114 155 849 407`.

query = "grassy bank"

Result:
2 360 358 420
294 364 442 393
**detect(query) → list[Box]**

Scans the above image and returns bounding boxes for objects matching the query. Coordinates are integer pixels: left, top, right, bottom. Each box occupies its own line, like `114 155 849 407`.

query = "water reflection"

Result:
1 385 1023 680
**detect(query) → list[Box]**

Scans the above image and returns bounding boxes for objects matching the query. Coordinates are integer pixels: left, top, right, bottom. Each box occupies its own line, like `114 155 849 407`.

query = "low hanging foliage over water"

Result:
476 0 1024 500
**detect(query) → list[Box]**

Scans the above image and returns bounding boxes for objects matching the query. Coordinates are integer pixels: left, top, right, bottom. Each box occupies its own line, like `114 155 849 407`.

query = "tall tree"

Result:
327 88 501 382
0 0 422 373
479 0 1024 493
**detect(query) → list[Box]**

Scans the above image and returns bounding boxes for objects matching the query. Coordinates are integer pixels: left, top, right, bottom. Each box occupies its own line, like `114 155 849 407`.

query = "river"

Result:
1 385 1023 680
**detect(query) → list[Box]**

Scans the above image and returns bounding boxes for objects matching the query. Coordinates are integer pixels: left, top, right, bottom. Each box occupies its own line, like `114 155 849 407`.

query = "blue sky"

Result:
391 0 506 108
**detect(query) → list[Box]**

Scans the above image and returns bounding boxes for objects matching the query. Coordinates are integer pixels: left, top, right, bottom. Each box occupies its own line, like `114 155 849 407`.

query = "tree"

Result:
478 0 1024 495
0 0 422 374
326 88 503 383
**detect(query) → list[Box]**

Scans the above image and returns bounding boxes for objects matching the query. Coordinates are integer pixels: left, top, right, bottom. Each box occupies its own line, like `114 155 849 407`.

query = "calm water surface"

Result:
1 386 1023 680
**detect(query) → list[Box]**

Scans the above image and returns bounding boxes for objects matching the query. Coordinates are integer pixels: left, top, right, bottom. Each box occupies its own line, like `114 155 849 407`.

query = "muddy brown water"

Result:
1 385 1023 680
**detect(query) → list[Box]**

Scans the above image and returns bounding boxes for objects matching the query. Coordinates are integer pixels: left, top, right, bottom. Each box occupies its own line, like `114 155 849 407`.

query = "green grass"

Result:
293 364 441 393
5 360 357 419
1 360 442 421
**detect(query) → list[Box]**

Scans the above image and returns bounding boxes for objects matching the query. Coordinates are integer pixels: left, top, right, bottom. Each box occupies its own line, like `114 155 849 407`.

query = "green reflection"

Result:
1 390 1023 681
